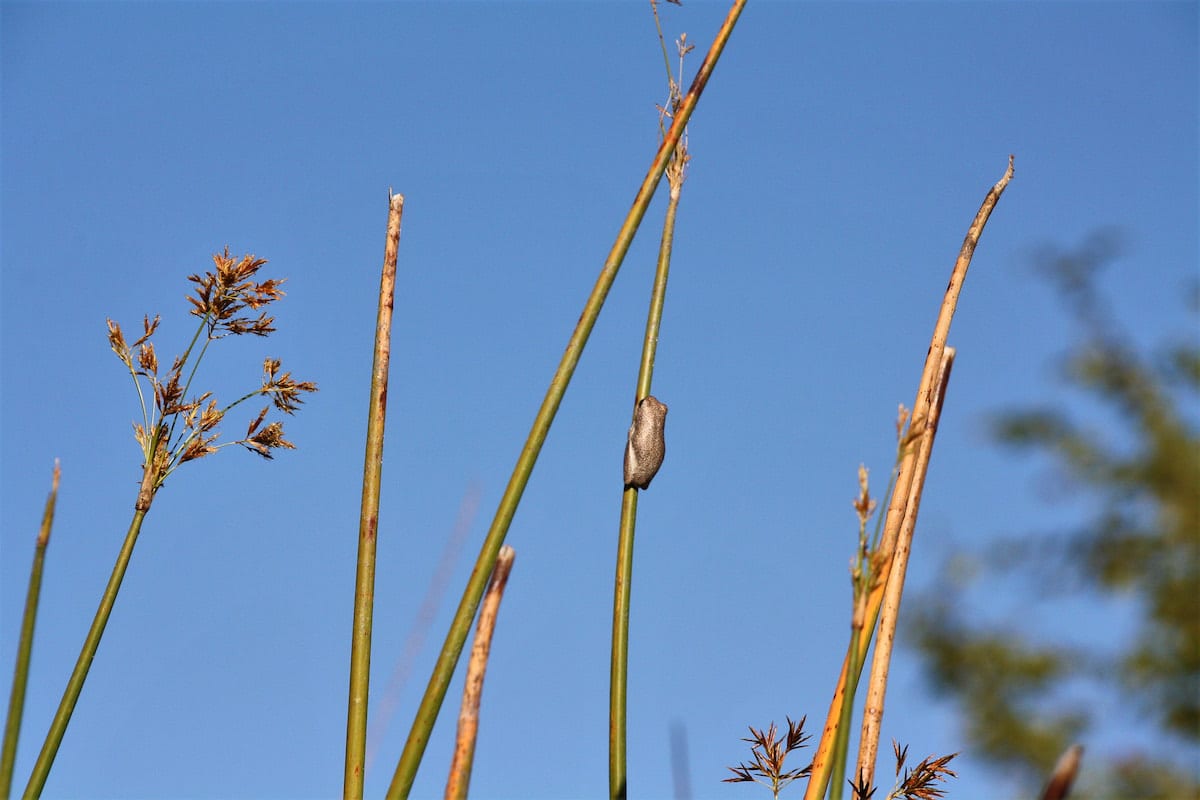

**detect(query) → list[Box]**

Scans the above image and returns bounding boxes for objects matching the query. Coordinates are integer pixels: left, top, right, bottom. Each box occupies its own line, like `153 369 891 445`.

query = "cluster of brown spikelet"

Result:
105 247 316 508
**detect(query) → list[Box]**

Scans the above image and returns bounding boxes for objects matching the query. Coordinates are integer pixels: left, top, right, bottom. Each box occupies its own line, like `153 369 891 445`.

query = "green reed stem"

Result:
1 463 60 800
827 628 861 800
387 6 745 797
345 192 405 800
22 508 147 799
610 159 683 800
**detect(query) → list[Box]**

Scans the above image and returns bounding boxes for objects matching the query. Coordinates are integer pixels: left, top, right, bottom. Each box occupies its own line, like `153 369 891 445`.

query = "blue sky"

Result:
1 2 1196 799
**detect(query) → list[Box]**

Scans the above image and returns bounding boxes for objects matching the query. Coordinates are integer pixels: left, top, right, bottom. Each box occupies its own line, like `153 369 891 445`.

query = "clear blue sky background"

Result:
1 2 1196 799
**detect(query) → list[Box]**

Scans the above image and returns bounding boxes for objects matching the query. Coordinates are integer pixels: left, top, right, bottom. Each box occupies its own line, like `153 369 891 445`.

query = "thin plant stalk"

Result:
24 251 312 799
22 509 146 799
855 349 955 789
386 4 744 796
1 462 60 800
609 495 639 800
829 425 916 800
25 424 170 797
827 455 903 800
825 617 863 800
611 127 686 800
444 546 516 800
345 191 405 800
804 156 1014 800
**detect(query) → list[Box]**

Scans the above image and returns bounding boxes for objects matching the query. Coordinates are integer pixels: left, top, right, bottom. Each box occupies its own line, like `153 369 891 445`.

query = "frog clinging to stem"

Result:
623 395 668 490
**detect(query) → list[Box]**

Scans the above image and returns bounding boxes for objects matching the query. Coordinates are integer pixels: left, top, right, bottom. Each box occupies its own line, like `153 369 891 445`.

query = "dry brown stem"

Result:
444 546 516 800
804 156 1014 800
1039 744 1084 800
855 348 956 789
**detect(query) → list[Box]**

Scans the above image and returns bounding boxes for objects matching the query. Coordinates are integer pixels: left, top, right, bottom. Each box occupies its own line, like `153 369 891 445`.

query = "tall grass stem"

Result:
1 462 60 800
826 627 861 800
344 191 405 800
804 157 1013 800
610 162 684 800
387 5 745 796
855 349 955 788
22 509 147 799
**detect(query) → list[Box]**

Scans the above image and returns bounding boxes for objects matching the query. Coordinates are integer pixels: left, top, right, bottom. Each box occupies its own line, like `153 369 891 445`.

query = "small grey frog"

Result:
623 395 668 490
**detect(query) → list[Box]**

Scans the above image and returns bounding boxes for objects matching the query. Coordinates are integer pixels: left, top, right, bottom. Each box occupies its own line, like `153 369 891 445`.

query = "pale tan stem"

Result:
804 156 1013 800
855 348 955 789
444 546 516 800
1040 744 1084 800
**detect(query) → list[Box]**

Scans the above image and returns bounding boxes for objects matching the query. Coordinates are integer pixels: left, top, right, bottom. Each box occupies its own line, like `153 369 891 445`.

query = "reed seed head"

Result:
187 247 285 339
108 248 317 505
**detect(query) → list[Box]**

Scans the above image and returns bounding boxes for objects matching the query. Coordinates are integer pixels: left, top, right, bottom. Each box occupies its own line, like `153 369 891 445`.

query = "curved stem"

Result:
804 156 1013 800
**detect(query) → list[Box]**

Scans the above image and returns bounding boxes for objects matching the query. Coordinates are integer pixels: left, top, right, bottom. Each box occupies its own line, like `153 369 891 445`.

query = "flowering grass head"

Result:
106 248 316 510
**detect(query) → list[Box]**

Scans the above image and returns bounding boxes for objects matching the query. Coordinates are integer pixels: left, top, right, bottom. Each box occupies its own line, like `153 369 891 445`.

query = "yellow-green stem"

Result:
387 7 744 797
1 464 60 800
22 508 148 799
345 192 405 799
